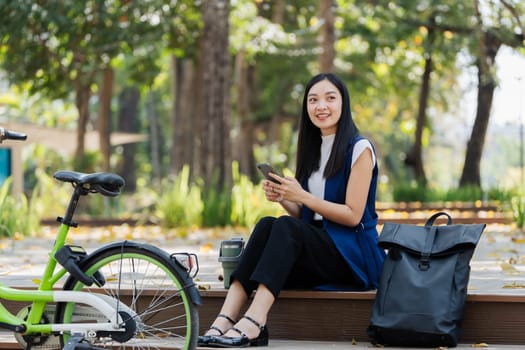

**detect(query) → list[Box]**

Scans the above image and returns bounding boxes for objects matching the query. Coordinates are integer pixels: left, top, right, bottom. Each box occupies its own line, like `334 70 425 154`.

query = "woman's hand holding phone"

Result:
258 163 284 202
256 163 282 184
258 164 305 220
262 179 284 202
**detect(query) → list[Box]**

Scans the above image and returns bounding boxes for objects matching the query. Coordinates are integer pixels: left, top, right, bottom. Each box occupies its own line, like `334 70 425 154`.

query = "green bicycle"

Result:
0 127 201 350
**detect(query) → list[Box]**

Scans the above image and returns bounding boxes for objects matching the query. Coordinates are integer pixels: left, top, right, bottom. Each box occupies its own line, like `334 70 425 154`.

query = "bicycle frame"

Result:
0 195 125 336
0 129 201 349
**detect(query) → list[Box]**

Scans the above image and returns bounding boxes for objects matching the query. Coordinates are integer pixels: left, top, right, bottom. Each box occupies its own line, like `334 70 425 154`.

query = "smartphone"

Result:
256 163 282 184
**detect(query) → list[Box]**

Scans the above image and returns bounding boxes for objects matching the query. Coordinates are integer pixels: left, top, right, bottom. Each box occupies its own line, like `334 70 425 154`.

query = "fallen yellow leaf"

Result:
471 342 489 348
155 332 170 338
13 232 24 241
502 282 525 289
200 243 213 253
500 262 519 274
198 283 211 290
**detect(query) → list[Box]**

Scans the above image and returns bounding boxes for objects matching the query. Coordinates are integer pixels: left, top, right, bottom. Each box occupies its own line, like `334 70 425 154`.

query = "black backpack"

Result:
368 212 485 347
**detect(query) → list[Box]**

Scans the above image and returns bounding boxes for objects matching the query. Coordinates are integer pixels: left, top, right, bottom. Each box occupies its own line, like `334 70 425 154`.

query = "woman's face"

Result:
306 79 342 136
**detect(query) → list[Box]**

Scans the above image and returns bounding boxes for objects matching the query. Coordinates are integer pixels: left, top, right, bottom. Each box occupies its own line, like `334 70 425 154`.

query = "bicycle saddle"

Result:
54 171 125 197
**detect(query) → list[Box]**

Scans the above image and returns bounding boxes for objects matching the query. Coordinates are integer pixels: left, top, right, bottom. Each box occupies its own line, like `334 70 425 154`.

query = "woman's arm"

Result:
268 148 374 227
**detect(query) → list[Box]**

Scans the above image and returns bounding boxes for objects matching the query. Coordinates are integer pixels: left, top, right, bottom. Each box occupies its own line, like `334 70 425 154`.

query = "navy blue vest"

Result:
300 135 385 290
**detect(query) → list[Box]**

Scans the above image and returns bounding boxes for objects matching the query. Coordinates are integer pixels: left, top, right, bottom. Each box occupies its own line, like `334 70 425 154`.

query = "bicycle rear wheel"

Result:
56 241 200 350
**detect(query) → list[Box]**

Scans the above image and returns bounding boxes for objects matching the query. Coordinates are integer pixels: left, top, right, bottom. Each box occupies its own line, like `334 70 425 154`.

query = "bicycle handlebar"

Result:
0 127 28 143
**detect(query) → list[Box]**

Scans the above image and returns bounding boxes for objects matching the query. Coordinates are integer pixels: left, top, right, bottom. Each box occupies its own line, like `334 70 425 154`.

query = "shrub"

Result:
392 182 517 204
30 169 72 220
511 193 525 231
443 185 483 202
0 177 39 237
156 162 285 229
230 162 284 227
156 165 203 228
392 182 441 202
201 176 232 227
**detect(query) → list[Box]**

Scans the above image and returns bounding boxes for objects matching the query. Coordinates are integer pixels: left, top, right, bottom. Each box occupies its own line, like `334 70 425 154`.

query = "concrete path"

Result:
1 223 525 294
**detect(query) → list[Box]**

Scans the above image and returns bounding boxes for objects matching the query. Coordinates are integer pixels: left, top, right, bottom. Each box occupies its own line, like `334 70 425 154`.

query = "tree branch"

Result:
500 0 524 36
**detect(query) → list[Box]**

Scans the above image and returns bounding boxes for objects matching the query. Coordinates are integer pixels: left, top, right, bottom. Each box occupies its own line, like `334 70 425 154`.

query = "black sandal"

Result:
198 313 236 346
209 315 269 348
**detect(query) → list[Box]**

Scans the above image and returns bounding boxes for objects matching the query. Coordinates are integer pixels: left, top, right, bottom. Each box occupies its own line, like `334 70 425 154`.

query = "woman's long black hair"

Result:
295 73 359 183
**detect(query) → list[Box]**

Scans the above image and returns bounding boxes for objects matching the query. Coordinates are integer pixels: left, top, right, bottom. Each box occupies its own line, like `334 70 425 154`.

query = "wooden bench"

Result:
198 288 525 345
2 287 524 346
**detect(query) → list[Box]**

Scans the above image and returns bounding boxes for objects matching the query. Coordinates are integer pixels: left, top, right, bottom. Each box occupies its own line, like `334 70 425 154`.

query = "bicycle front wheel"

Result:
56 241 200 350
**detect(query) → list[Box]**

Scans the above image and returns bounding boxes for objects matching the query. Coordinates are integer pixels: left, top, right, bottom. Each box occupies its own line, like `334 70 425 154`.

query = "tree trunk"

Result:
117 86 140 192
192 46 204 181
199 0 232 190
147 91 162 184
98 67 114 172
459 30 501 187
170 56 196 176
404 27 434 186
271 0 285 23
318 0 335 73
239 119 256 178
232 51 258 177
74 85 91 170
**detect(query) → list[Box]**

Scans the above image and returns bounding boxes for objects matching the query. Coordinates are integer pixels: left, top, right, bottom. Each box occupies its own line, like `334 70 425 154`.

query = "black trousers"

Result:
230 216 356 298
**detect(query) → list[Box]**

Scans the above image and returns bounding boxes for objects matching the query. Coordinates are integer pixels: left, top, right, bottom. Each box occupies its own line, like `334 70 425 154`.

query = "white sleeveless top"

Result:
308 135 376 220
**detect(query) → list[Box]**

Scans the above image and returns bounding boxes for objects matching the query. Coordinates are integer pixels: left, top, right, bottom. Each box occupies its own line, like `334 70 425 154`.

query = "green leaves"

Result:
0 0 202 96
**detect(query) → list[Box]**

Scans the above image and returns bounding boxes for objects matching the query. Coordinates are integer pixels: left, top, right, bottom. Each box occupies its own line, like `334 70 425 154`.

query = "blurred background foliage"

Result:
0 0 524 235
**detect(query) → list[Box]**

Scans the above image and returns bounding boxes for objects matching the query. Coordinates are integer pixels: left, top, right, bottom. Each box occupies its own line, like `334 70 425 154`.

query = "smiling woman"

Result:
198 73 385 348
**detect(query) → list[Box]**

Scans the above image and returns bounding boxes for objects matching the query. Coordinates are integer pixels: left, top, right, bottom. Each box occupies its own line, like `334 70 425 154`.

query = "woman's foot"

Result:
197 314 236 346
209 315 269 348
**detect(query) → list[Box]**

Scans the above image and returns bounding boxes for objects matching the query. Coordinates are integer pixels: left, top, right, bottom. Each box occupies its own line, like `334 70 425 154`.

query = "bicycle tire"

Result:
56 241 200 350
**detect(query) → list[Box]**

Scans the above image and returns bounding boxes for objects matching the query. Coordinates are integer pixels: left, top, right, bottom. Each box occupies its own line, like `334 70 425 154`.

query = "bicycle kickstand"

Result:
62 334 105 350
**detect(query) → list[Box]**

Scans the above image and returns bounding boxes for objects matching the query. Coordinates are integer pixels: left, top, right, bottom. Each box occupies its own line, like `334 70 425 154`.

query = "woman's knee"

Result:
250 216 276 240
256 216 276 228
271 216 306 241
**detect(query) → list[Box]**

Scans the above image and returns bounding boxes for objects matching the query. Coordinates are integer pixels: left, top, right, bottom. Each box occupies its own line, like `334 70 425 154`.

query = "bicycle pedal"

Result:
62 335 85 350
